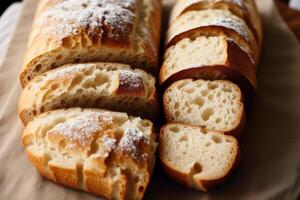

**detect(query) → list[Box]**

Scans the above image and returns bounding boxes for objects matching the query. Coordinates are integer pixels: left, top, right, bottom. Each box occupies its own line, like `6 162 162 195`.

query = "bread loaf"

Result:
163 79 245 136
159 123 239 191
22 108 157 200
169 0 262 46
20 0 162 87
19 62 158 125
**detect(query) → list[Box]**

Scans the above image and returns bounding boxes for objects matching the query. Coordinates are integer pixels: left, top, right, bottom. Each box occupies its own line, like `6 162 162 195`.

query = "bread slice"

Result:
159 123 239 191
169 0 262 47
166 9 259 64
20 0 162 87
19 62 159 125
160 35 256 99
22 108 157 200
163 79 245 136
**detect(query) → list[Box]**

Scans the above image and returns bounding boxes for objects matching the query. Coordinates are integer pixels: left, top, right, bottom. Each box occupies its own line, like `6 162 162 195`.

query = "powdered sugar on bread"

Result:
37 0 136 39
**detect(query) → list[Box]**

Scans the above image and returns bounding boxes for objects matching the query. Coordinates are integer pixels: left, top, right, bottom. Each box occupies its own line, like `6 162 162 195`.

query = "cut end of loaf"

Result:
22 108 157 200
159 123 239 191
19 62 159 125
163 79 244 135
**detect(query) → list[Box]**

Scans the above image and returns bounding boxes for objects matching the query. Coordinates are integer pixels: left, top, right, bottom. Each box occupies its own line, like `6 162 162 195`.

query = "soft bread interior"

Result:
166 9 256 60
164 79 244 133
19 63 158 125
159 123 238 191
22 108 157 200
161 36 228 83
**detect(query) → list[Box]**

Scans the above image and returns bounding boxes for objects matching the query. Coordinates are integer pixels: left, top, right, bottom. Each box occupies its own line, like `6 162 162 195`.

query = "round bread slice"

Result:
159 123 239 191
169 0 262 47
19 62 158 125
163 79 245 136
166 9 259 64
22 108 157 200
160 35 256 100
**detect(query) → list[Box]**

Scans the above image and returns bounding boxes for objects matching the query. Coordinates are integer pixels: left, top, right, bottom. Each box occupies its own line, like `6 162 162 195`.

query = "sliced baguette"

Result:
169 0 262 46
163 79 245 136
22 108 157 200
159 123 239 191
160 35 256 99
166 9 259 64
20 0 162 87
19 62 158 125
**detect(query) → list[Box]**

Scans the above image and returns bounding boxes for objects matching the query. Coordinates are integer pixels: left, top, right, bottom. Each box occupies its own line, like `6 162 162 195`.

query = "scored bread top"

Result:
163 79 245 136
22 108 157 200
169 0 262 45
166 9 258 63
20 0 162 87
159 123 239 191
19 62 158 125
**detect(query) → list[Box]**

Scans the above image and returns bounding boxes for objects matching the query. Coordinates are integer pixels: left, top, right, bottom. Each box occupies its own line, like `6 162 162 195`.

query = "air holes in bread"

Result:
176 81 189 89
212 135 223 144
201 90 208 96
192 162 203 174
201 108 214 121
179 135 188 142
192 97 204 107
170 126 180 133
94 74 109 85
70 76 83 88
51 83 60 90
36 64 42 72
183 87 195 94
222 87 232 93
208 83 218 90
62 37 73 48
174 102 180 109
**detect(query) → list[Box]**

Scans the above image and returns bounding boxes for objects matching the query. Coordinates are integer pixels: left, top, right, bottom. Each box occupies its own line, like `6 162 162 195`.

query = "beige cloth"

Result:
0 0 299 199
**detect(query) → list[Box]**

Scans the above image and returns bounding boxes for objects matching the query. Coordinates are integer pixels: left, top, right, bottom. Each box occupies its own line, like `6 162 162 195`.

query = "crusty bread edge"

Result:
158 123 241 191
166 25 259 64
160 40 257 103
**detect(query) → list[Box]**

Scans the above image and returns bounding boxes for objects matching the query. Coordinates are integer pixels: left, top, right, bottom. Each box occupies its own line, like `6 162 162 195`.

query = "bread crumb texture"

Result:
22 108 157 199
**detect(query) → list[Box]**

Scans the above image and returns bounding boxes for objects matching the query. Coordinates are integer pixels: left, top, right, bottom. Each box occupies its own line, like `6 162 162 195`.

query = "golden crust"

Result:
20 0 162 87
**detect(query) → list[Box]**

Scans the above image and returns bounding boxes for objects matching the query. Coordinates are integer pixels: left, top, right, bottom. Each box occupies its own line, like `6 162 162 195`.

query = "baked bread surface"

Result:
20 0 162 87
19 62 158 125
22 108 157 200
